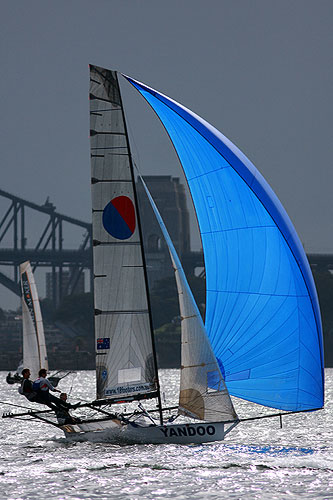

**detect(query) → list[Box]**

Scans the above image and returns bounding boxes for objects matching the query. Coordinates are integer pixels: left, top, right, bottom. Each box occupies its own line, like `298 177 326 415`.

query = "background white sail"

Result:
20 261 48 380
140 178 237 422
89 66 158 401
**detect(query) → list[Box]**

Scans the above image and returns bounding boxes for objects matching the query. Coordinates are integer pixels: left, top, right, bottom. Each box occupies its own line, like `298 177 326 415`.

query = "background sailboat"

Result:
6 261 71 387
6 261 48 383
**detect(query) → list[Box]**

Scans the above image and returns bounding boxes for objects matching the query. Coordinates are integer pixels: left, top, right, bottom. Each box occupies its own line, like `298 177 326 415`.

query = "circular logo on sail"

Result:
102 196 136 239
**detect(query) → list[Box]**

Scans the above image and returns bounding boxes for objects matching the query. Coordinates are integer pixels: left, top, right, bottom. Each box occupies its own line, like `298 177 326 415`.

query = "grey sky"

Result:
1 0 332 308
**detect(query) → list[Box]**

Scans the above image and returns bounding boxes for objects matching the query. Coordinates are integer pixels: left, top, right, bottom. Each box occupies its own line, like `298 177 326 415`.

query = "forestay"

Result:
89 66 158 401
20 261 48 380
141 178 237 422
125 75 324 412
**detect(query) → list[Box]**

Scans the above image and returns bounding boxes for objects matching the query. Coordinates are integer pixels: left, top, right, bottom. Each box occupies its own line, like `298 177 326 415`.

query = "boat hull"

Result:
6 373 22 385
61 419 238 444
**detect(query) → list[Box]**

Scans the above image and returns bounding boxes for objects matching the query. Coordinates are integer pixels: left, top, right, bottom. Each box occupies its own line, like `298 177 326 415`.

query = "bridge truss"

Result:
0 189 92 307
0 188 330 310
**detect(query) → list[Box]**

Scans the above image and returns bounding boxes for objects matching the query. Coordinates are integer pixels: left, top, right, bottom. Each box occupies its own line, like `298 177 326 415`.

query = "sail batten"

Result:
126 75 324 411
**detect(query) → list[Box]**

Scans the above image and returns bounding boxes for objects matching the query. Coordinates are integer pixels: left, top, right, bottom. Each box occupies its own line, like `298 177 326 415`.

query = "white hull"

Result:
61 418 239 444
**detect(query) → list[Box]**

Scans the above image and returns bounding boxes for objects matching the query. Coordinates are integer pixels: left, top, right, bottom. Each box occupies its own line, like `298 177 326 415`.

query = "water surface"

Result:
1 369 332 499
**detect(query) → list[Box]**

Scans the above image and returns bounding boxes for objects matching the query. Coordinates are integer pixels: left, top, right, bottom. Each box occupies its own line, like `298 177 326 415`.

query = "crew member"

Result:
18 368 38 402
55 393 80 425
33 368 71 411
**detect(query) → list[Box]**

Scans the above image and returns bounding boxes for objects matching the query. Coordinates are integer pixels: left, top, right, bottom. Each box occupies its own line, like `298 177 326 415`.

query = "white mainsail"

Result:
20 261 48 380
89 65 159 401
140 178 237 422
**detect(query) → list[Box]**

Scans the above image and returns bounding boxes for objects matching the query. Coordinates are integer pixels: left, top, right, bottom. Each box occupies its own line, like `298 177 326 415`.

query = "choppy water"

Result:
1 369 332 499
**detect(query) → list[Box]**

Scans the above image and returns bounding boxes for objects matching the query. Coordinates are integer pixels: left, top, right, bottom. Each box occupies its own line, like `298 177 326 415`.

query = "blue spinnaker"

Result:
124 75 324 411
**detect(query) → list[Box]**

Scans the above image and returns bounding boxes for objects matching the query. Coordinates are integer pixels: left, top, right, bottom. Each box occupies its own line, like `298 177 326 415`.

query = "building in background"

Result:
137 175 191 286
45 270 85 303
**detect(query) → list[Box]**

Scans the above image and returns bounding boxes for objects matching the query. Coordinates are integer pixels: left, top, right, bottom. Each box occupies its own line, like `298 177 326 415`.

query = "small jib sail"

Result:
125 76 324 412
20 261 48 380
89 66 161 408
140 177 237 422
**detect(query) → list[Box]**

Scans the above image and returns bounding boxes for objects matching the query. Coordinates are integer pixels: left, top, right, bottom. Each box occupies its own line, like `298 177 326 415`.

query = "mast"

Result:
116 72 163 425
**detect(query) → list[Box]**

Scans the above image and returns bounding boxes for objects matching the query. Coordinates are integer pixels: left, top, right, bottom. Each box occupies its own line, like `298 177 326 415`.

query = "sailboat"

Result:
6 261 70 387
3 66 324 444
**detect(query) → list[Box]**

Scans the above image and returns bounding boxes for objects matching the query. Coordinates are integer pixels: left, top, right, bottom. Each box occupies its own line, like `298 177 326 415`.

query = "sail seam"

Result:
91 179 132 183
201 225 276 234
91 146 127 150
207 289 308 298
89 94 116 105
95 310 149 314
90 131 126 136
90 108 122 112
226 345 299 373
221 307 298 367
92 241 140 246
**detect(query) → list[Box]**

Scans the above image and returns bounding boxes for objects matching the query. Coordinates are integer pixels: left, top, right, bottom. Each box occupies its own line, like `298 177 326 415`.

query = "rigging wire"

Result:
65 371 77 398
0 400 38 411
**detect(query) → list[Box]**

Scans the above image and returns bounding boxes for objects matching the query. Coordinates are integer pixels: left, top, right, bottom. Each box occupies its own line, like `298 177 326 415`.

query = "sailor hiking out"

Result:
18 368 38 402
55 393 80 425
32 368 72 411
19 368 75 414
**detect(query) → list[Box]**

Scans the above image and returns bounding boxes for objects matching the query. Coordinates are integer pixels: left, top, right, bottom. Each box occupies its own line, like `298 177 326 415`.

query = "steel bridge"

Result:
0 189 92 306
1 188 332 308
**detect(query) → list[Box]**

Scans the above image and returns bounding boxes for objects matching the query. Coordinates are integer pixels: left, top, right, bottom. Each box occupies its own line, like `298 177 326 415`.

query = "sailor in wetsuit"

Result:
32 368 71 411
18 368 39 402
55 393 80 425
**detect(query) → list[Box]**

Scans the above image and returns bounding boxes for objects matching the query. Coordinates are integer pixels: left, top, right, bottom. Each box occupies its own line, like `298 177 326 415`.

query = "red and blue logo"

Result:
102 196 136 240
